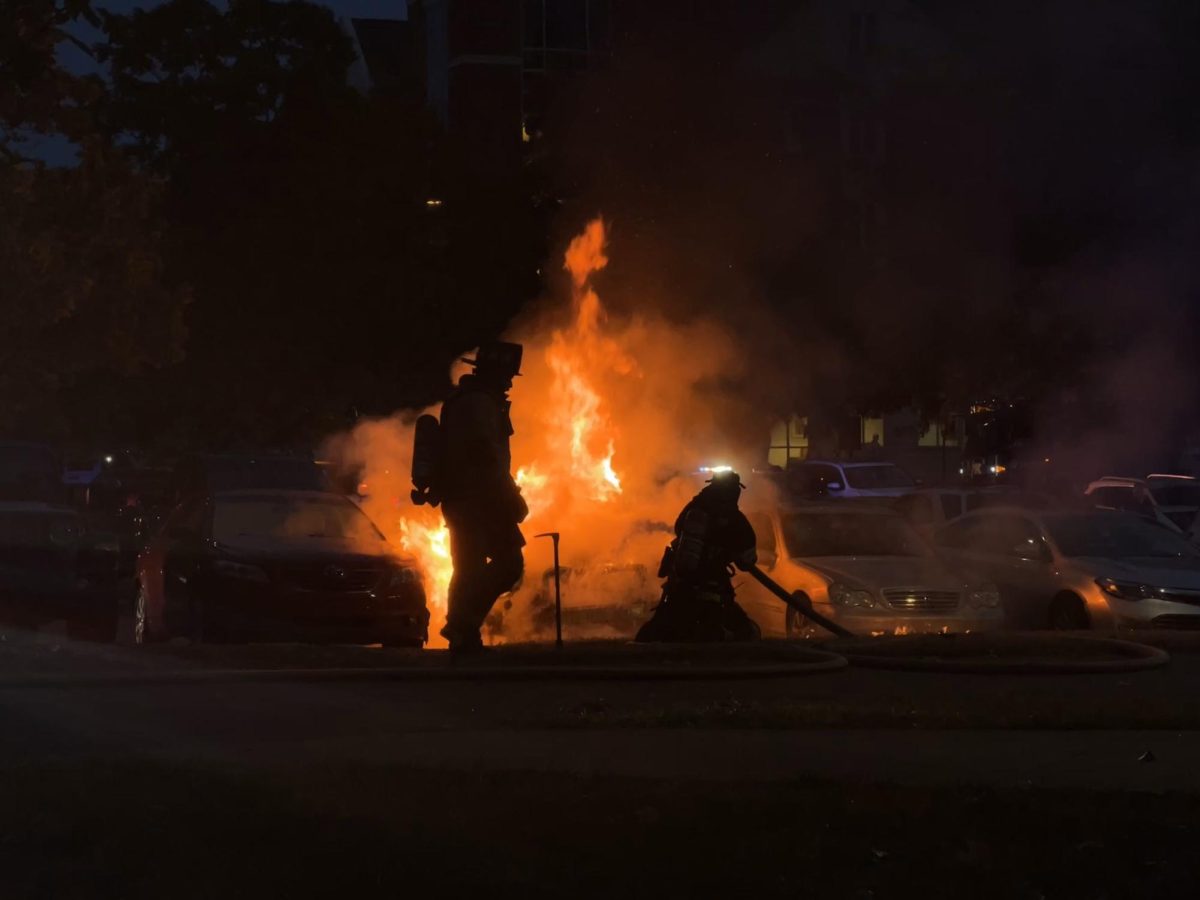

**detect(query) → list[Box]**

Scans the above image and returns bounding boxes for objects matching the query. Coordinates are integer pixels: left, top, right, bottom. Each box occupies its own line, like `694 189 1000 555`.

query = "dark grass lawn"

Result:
1 761 1197 899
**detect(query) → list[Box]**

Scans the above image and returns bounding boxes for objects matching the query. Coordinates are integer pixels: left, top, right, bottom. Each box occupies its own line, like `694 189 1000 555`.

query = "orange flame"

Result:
541 218 633 503
398 517 452 625
515 465 550 518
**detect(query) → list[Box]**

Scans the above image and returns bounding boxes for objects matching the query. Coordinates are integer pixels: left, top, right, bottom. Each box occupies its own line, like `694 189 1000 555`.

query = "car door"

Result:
159 498 211 634
786 463 842 499
814 464 848 497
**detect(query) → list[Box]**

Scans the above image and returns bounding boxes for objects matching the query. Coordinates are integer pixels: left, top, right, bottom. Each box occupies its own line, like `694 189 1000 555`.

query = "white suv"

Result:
785 460 916 500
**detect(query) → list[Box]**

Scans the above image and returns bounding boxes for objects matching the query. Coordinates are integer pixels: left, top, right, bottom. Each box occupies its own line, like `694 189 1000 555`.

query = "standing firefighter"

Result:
636 470 762 642
435 342 528 652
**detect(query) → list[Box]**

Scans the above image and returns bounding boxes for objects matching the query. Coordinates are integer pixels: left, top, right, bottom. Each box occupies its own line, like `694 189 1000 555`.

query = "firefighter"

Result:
438 341 528 652
635 469 762 642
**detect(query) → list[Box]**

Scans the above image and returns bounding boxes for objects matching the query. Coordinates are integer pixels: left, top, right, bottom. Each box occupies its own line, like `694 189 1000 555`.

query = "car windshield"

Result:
1149 482 1200 507
1044 514 1200 559
213 495 385 544
842 465 915 489
782 512 930 557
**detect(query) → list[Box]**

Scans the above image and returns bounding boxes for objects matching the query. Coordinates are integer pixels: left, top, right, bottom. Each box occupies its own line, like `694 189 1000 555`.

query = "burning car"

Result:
932 507 1200 631
493 562 656 640
135 489 428 645
739 504 1003 638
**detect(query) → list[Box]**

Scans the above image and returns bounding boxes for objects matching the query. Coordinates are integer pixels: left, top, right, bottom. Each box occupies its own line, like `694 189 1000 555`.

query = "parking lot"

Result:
3 628 1200 897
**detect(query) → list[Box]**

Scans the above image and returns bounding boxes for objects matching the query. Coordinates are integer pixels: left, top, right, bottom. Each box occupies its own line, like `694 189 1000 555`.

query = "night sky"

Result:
32 1 407 163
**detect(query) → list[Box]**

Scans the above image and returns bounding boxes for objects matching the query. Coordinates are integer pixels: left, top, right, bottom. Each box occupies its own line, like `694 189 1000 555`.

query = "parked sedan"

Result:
135 490 429 645
0 502 123 641
932 508 1200 631
0 442 122 641
739 505 1003 638
895 487 1058 538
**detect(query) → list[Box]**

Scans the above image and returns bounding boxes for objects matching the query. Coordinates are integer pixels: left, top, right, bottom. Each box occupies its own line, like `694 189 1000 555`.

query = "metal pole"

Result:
536 532 563 648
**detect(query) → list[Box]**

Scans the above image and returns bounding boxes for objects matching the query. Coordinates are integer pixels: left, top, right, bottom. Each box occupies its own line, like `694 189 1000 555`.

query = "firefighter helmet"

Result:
461 341 523 379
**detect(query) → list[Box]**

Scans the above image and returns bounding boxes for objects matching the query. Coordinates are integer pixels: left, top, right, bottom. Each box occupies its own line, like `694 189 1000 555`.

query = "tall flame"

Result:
338 216 733 647
543 218 633 503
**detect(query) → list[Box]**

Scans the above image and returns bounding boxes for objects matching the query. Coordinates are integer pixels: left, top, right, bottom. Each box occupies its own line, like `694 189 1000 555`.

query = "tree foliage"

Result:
0 1 189 437
96 0 359 171
89 0 540 450
0 0 98 147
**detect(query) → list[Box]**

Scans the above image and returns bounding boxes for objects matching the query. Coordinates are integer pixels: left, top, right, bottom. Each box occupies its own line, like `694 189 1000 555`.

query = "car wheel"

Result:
784 597 818 639
1049 593 1090 630
134 584 159 644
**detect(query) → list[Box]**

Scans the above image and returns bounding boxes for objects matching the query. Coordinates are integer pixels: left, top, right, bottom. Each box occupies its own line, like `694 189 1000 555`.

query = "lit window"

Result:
768 417 809 468
862 417 884 447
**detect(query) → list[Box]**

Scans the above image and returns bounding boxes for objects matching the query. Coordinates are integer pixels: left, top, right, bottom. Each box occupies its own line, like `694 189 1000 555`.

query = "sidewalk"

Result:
205 725 1200 792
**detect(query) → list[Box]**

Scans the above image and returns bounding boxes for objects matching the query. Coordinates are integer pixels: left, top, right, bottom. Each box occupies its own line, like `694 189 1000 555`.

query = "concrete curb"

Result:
834 636 1170 674
0 649 849 688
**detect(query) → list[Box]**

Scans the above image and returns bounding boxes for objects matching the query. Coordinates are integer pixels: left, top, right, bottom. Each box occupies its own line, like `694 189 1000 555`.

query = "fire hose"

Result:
744 564 855 639
742 567 1170 672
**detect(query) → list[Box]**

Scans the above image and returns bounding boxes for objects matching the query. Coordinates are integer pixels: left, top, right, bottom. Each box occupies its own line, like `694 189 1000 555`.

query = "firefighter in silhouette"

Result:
636 469 762 642
439 342 528 652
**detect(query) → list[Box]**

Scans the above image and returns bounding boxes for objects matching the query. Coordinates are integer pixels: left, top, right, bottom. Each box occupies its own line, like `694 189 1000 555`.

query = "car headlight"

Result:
213 560 269 583
1096 577 1159 601
967 584 1001 609
828 582 875 609
388 567 419 589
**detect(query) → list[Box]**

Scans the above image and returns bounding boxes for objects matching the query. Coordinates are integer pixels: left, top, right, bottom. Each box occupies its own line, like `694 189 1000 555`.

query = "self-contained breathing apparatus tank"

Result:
410 413 443 507
671 506 711 578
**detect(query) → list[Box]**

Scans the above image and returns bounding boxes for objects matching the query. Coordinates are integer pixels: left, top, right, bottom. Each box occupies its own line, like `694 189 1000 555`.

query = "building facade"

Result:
402 0 610 172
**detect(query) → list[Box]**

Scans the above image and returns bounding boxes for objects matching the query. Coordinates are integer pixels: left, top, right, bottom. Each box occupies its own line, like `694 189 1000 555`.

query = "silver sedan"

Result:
931 508 1200 631
739 504 1004 638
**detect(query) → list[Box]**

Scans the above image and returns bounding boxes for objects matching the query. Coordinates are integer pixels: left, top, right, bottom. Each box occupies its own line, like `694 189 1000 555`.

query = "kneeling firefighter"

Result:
636 469 762 642
410 341 528 652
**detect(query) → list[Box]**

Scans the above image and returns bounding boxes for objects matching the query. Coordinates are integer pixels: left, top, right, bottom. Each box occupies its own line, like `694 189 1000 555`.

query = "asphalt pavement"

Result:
2 628 1200 792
